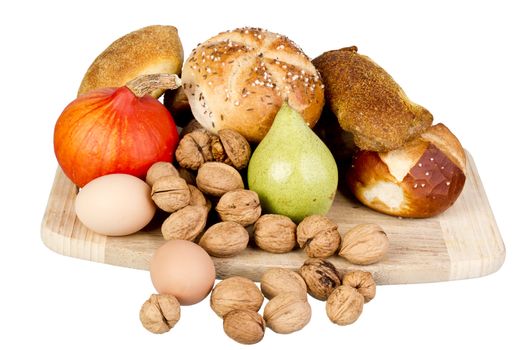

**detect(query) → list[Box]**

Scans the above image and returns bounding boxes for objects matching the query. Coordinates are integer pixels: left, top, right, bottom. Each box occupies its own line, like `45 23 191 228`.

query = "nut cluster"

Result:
146 158 261 258
147 146 389 264
297 258 377 326
139 121 391 343
210 276 266 344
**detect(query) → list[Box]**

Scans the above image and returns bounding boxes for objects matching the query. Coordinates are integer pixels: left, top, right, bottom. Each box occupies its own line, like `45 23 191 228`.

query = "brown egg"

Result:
150 240 216 305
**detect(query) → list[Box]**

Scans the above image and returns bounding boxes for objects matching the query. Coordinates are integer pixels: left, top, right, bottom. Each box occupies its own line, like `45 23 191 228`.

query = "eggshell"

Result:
150 240 216 305
75 174 156 236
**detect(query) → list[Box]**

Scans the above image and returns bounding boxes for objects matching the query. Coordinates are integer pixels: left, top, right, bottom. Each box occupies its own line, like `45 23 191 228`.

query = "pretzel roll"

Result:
181 27 324 142
347 123 466 218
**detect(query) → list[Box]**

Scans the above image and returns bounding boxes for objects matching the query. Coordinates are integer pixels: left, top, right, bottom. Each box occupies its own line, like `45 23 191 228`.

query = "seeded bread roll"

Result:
181 27 324 142
78 25 184 98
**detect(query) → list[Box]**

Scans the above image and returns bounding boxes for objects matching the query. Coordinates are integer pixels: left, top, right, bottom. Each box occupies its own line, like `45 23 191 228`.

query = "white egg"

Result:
75 174 156 236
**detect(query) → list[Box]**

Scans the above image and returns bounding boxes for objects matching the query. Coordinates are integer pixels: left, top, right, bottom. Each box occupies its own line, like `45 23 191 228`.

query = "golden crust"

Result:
181 27 324 142
421 123 466 173
313 47 433 152
347 123 466 218
78 25 184 98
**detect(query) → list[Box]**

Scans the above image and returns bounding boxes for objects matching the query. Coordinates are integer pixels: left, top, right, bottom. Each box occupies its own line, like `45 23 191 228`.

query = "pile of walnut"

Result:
139 264 377 342
140 123 391 342
147 122 390 263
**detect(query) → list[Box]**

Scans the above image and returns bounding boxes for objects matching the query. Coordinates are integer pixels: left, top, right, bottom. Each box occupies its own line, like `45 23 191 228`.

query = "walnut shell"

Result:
199 222 249 257
260 268 307 300
151 175 191 212
196 162 244 197
339 224 389 265
263 292 311 334
216 189 261 226
139 294 180 334
180 119 205 138
217 129 251 169
223 310 265 345
299 258 341 300
146 162 179 187
211 134 228 164
161 205 208 241
254 214 296 253
176 129 214 170
188 184 207 207
210 276 264 318
297 215 341 258
326 285 364 326
342 270 376 303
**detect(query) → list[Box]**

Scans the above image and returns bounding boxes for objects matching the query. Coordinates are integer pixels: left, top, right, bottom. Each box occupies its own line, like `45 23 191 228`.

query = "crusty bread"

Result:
313 46 433 152
78 25 184 98
346 123 466 218
181 27 324 142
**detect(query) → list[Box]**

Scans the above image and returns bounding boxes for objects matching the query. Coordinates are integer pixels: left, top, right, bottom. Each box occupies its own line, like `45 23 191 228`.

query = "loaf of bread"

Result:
346 123 466 218
181 27 324 142
313 46 433 152
78 25 184 98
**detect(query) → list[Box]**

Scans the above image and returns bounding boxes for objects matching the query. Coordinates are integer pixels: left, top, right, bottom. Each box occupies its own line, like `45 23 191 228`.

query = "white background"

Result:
1 0 524 349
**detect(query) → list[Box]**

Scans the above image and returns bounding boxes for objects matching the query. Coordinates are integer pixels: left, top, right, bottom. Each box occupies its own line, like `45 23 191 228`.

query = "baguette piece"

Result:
78 25 183 98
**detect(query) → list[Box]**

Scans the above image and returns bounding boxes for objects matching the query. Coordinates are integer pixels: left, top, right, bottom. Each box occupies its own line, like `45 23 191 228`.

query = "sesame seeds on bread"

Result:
181 27 325 142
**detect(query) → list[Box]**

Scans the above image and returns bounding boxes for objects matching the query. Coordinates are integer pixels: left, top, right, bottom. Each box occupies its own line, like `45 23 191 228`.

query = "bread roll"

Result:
313 46 433 152
181 27 324 142
78 25 184 98
346 123 466 218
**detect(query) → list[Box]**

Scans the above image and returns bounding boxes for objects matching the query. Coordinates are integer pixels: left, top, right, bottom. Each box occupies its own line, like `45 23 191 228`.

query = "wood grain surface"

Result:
41 152 505 284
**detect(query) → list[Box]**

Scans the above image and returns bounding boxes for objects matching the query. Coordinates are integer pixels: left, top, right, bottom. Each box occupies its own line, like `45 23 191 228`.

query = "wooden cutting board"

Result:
41 152 505 284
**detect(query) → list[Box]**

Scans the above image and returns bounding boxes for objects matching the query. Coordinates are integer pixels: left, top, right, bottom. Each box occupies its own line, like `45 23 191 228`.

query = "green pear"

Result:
248 103 338 222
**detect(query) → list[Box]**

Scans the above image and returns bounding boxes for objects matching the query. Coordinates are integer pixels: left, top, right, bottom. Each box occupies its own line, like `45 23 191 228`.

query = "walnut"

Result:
210 276 264 318
180 119 205 138
260 268 307 300
263 292 311 334
151 175 190 212
161 205 208 241
216 189 261 226
176 129 214 170
296 215 341 258
187 184 207 207
176 128 250 170
326 285 364 326
196 162 244 197
342 270 376 303
146 162 179 187
339 224 389 265
212 129 251 169
254 214 296 253
223 310 265 345
199 222 249 257
139 294 180 334
299 258 341 300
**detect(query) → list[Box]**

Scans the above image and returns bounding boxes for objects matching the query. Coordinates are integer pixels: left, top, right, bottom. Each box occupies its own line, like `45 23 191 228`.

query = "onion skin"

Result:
54 86 178 187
